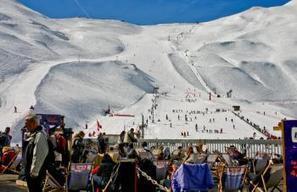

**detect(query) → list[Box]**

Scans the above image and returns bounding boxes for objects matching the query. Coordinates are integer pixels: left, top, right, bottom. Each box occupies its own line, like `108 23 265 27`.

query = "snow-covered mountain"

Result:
0 0 297 142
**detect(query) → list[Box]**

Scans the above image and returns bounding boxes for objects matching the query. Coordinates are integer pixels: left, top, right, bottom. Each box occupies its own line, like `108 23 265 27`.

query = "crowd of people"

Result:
0 111 284 192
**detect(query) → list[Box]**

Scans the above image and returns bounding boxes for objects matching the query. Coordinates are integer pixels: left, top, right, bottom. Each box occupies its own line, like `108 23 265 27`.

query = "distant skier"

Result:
14 106 17 113
29 105 34 111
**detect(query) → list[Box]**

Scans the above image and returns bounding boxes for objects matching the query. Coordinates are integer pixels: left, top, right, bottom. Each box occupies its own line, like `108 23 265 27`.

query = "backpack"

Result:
55 134 67 154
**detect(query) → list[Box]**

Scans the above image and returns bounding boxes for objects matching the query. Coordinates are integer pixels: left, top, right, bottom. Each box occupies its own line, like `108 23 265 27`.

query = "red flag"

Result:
96 120 102 130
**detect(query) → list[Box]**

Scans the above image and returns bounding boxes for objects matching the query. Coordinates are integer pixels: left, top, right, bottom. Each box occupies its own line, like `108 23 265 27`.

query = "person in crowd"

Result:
54 128 67 166
71 131 85 163
253 132 257 139
137 141 154 161
195 144 208 163
134 129 141 139
4 127 12 145
167 161 179 180
14 144 21 154
0 127 12 156
172 146 185 161
23 113 49 192
183 146 197 163
152 146 164 160
196 144 208 155
97 132 107 154
227 145 241 159
118 130 126 144
227 145 247 165
127 143 138 159
92 147 117 192
124 128 138 144
92 152 105 169
118 143 127 158
49 128 67 167
108 145 119 163
163 147 171 160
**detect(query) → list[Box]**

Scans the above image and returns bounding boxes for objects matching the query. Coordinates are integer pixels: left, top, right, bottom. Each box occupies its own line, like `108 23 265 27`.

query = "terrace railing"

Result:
85 136 282 158
136 139 282 158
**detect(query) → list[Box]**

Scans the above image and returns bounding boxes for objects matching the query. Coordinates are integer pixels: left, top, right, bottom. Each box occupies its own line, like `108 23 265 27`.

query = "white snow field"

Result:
0 0 297 142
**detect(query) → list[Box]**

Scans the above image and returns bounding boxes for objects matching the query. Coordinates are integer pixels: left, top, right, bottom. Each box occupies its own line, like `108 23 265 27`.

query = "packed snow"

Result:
0 0 296 142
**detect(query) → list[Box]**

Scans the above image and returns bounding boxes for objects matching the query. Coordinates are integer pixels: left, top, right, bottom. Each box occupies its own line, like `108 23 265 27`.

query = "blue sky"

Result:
19 0 290 25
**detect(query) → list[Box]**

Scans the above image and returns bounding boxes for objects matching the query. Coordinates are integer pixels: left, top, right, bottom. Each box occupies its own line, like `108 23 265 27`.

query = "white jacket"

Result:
30 131 49 177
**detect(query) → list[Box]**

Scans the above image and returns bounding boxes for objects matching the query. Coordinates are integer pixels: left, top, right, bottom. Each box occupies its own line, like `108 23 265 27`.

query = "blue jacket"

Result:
172 163 214 191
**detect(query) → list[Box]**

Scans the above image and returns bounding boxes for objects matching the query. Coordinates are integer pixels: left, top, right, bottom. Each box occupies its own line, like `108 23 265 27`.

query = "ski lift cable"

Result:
72 0 91 18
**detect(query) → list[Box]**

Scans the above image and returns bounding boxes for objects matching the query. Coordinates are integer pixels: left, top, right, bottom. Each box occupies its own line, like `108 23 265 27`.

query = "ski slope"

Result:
0 0 296 142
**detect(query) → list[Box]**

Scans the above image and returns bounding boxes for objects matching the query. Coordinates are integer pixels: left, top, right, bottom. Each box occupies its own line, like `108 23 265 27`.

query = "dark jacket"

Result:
0 132 11 148
71 136 84 163
97 135 107 153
